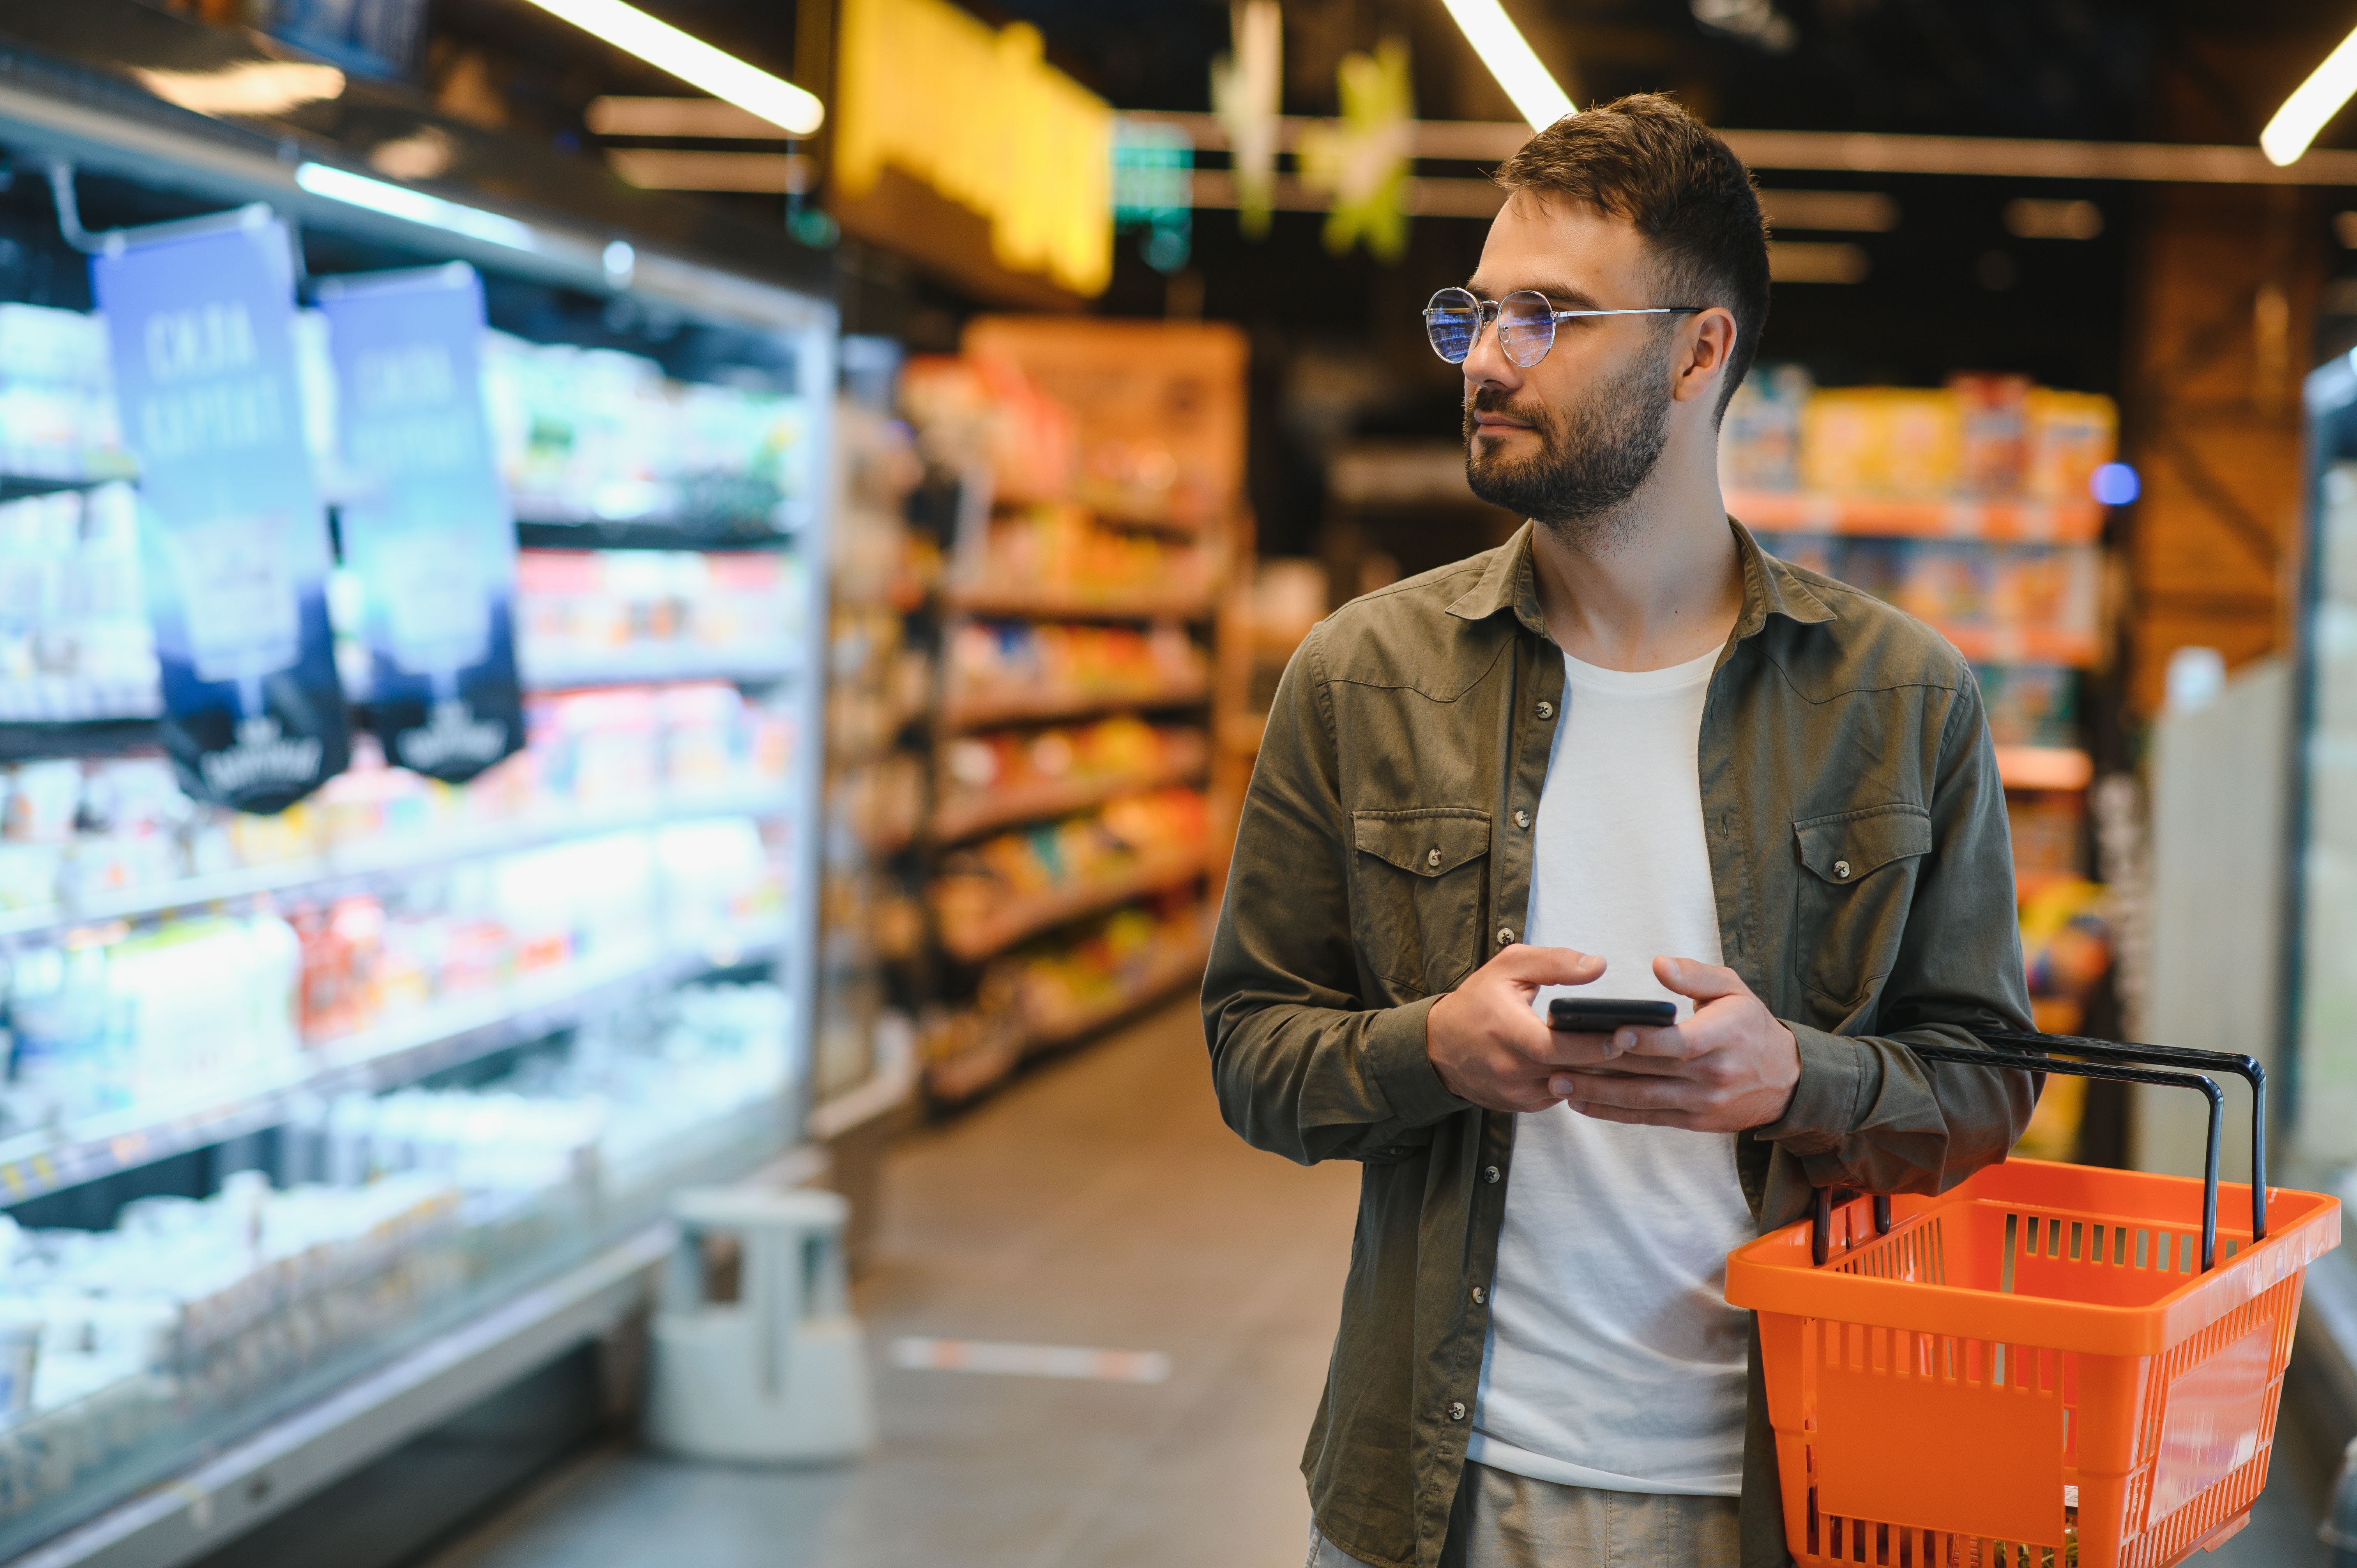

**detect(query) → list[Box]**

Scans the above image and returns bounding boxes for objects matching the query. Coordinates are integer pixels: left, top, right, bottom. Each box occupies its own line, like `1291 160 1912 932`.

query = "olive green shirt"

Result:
1203 519 2035 1568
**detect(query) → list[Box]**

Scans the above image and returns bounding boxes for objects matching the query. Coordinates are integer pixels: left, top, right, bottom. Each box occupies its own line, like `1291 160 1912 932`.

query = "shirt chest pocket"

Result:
1793 804 1932 1008
1349 809 1492 999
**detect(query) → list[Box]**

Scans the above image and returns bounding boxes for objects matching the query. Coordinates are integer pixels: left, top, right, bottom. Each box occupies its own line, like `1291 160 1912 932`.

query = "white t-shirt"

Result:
1465 646 1755 1497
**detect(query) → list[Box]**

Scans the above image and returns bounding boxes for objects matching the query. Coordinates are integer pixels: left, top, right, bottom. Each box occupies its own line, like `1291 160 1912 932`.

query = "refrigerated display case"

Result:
2289 352 2357 1177
0 18 835 1565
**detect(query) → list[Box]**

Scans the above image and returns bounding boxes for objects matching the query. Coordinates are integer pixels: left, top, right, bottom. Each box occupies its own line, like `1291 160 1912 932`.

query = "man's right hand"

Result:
1425 943 1607 1112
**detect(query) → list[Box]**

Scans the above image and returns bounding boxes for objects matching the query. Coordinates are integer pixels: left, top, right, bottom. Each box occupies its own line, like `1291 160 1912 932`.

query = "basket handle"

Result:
1808 1043 2230 1273
1980 1030 2268 1243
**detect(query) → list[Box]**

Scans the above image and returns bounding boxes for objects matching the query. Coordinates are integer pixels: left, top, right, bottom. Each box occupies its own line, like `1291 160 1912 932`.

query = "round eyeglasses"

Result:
1422 288 1703 369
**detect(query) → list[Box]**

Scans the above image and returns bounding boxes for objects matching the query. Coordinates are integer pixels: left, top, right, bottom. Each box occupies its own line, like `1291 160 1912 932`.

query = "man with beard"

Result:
1202 95 2035 1568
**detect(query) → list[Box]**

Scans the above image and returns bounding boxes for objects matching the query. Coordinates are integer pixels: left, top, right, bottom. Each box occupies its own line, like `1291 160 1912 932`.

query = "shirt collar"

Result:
1444 515 1836 640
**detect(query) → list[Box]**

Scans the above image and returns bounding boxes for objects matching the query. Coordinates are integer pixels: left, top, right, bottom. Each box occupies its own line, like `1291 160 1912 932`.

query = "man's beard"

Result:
1462 341 1675 546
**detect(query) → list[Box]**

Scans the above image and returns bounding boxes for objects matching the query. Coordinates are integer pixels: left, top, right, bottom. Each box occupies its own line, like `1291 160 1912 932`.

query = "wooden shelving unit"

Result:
887 320 1249 1104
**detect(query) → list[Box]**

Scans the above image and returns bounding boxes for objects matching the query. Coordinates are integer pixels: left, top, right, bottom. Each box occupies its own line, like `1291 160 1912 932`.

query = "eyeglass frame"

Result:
1422 287 1706 368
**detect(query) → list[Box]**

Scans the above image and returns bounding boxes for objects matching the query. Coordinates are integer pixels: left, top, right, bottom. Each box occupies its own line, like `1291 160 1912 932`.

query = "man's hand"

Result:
1426 944 1605 1111
1546 956 1800 1131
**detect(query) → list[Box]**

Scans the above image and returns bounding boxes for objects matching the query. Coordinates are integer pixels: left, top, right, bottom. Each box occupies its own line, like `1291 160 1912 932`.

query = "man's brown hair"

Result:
1493 94 1770 417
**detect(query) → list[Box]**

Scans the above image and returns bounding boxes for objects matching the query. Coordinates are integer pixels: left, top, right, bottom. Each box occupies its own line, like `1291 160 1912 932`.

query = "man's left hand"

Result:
1545 956 1800 1131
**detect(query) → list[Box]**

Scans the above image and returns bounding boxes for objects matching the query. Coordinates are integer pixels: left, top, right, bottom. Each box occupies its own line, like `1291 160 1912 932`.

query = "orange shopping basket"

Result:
1725 1031 2341 1568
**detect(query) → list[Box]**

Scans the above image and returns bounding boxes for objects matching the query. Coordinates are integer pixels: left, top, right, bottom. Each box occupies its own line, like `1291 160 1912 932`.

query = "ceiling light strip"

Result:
516 0 823 136
1437 0 1572 131
2263 23 2357 167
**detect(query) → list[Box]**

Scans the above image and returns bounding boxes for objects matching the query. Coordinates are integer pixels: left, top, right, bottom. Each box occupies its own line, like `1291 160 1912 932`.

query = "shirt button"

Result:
1835 859 1852 879
1484 1165 1501 1183
1447 1401 1466 1421
1427 848 1443 869
1535 700 1555 720
1514 810 1530 830
1472 1285 1487 1305
1496 926 1515 946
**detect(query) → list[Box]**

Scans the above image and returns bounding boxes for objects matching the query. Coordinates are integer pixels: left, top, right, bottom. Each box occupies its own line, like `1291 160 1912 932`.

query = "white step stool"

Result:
645 1185 875 1463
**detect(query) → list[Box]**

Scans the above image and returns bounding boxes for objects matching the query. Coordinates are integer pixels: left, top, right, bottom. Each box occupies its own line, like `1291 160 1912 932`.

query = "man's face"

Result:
1459 193 1682 540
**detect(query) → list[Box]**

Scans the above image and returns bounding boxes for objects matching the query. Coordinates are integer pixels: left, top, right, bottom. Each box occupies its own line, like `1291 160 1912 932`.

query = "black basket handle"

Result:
1807 1035 2252 1275
1981 1030 2268 1243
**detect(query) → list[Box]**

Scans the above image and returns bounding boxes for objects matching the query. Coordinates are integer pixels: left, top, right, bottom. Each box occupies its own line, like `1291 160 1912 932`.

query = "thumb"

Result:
1496 944 1606 989
1654 955 1750 1003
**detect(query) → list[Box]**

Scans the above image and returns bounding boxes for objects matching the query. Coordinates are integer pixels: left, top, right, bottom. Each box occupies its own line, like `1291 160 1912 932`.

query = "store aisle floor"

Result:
421 997 2341 1568
422 997 1361 1568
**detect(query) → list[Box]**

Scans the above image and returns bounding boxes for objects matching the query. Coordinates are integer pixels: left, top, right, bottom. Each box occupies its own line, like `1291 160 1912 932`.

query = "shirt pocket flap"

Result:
1353 809 1491 878
1794 805 1931 885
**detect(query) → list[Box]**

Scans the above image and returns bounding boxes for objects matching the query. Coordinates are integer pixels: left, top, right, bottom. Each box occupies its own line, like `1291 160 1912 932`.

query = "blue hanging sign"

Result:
315 263 523 783
91 206 350 814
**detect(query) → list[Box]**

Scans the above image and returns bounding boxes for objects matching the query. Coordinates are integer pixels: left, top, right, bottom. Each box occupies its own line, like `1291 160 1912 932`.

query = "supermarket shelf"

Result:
9 1222 676 1568
519 651 802 690
942 583 1218 621
0 922 784 1208
935 847 1207 963
0 717 162 763
942 678 1212 732
0 472 128 503
1731 489 2106 543
930 752 1210 844
1995 744 2095 791
1026 929 1213 1051
1938 625 2101 669
926 928 1212 1102
0 783 793 945
513 519 794 553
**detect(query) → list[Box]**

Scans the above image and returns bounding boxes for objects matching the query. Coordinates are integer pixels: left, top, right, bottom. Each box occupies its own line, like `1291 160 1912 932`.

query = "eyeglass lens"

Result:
1422 289 1561 369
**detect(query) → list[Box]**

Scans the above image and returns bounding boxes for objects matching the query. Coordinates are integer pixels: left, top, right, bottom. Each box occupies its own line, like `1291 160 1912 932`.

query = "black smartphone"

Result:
1548 997 1677 1033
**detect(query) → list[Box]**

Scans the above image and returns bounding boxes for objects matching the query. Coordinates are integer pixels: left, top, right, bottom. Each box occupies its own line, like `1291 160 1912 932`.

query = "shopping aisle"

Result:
422 997 1360 1568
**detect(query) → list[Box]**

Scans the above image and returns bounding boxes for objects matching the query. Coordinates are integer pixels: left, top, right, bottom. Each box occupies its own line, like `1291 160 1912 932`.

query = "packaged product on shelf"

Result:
1949 373 2031 495
945 621 1207 715
899 355 1077 503
1799 388 1962 496
976 895 1208 1044
514 549 803 682
0 976 794 1531
0 816 777 1081
2005 790 2085 885
3 913 302 1128
930 786 1207 942
480 333 807 532
938 717 1208 830
1976 664 2078 748
2024 388 2118 501
1716 363 1811 492
0 681 793 918
964 503 1213 606
0 304 127 483
0 483 159 723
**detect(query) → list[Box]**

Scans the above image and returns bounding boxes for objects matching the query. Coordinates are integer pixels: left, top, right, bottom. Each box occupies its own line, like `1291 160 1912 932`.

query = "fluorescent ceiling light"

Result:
587 95 789 139
517 0 823 136
2263 23 2357 166
131 62 345 117
295 162 539 253
1439 0 1571 131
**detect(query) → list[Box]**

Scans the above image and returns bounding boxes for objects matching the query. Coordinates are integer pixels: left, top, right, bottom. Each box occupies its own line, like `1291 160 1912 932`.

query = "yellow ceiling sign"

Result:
835 0 1114 297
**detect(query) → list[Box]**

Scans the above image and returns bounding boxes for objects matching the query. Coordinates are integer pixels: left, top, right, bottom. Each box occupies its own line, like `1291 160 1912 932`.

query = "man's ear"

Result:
1671 307 1738 406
